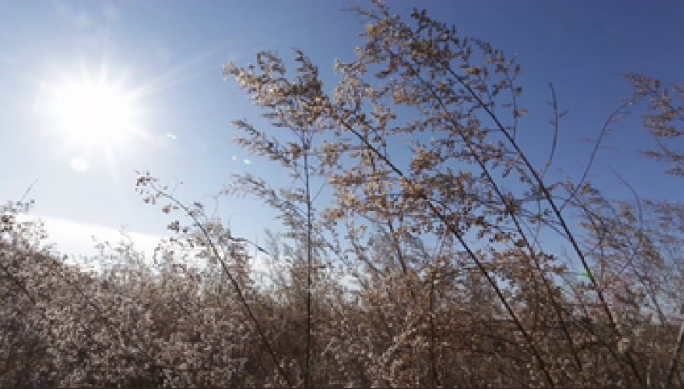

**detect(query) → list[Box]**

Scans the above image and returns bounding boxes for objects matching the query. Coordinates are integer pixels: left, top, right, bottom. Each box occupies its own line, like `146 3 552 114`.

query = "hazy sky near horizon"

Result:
1 0 683 261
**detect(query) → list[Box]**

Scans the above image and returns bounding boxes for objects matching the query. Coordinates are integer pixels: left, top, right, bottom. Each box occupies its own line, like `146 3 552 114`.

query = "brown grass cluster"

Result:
2 1 684 387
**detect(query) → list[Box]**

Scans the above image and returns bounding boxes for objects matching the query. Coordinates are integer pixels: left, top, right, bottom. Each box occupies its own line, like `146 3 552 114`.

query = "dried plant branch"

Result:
143 180 293 387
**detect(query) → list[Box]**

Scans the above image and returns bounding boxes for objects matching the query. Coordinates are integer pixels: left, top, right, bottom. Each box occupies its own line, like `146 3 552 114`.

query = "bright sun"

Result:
46 76 141 149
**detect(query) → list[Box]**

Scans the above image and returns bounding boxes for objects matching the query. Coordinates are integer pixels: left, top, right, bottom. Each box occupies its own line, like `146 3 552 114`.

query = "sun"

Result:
45 74 142 150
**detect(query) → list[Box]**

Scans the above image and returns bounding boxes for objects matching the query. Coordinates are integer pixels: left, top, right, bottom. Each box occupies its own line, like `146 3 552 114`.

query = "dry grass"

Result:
1 1 683 387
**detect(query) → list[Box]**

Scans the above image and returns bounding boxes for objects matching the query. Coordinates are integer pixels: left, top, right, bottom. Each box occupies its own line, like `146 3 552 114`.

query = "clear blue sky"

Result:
1 0 683 261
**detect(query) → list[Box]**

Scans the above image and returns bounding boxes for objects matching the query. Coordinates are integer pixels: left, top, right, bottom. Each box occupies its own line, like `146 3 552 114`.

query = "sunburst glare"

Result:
43 69 144 150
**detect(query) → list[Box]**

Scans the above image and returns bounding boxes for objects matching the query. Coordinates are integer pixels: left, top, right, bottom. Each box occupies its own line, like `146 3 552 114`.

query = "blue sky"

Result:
1 0 683 264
